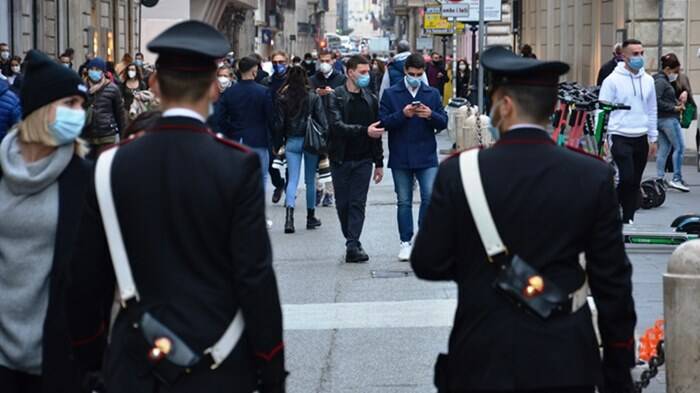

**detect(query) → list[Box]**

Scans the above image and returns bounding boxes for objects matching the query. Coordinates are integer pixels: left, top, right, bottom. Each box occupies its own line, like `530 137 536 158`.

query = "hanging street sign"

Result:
423 5 465 35
438 0 502 22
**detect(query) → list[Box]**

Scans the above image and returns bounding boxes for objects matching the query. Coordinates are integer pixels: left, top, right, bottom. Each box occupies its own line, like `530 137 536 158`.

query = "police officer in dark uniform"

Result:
411 47 637 393
66 21 286 393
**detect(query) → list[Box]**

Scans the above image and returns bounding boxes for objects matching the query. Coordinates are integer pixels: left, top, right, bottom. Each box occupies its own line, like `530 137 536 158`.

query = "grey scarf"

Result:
0 129 74 195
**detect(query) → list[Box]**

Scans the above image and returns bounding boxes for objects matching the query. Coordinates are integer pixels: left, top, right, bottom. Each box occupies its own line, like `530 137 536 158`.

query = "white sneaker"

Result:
668 179 690 192
266 219 273 229
398 242 412 261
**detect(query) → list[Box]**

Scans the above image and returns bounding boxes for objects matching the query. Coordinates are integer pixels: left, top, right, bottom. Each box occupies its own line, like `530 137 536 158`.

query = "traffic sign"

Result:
424 5 465 34
439 0 502 22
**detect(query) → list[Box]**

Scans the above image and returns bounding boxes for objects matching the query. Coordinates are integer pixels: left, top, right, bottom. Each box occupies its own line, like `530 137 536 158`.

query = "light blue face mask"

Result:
50 106 86 145
628 56 645 71
355 73 370 88
405 75 421 88
88 70 103 82
488 100 502 142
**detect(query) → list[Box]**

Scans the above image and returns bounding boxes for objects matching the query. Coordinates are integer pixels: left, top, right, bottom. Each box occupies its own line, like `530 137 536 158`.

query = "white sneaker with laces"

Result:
398 242 412 261
668 179 690 192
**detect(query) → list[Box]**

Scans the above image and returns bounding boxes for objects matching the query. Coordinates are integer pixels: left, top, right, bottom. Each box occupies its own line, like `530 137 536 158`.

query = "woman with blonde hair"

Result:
0 50 102 392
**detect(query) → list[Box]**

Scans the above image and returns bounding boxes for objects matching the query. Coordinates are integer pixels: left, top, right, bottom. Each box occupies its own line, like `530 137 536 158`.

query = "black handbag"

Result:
303 95 327 154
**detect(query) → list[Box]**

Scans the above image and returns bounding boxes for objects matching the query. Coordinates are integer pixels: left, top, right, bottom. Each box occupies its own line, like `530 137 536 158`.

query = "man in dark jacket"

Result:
379 40 428 100
310 50 347 108
0 78 21 140
327 55 384 263
215 55 274 190
379 53 447 261
426 52 449 97
596 43 623 86
67 21 286 393
302 52 316 76
412 46 636 393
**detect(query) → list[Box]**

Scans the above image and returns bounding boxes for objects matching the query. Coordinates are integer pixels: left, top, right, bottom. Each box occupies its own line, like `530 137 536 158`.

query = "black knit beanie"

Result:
20 50 89 119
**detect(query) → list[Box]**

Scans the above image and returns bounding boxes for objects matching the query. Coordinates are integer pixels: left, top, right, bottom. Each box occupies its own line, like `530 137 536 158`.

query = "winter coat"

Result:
83 81 125 139
653 73 680 119
0 79 21 141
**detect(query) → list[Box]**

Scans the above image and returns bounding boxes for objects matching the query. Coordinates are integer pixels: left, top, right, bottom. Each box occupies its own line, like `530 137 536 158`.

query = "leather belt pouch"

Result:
493 254 569 320
126 310 201 386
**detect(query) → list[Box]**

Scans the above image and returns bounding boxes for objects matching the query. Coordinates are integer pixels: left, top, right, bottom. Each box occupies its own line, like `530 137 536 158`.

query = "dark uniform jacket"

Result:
411 128 636 393
67 115 285 393
327 85 383 167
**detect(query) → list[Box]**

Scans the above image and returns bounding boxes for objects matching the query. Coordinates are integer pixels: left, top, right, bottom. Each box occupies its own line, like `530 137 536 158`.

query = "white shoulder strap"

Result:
94 147 245 368
458 149 508 260
95 147 140 304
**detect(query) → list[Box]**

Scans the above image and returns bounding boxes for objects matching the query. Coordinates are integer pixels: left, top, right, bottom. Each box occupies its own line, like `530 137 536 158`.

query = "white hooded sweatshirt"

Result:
598 62 658 142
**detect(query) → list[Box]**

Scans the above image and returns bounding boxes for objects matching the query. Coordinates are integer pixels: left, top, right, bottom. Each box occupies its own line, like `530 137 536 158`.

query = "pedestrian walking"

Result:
265 51 291 203
7 56 23 93
455 59 470 99
0 43 11 77
310 50 347 208
216 55 274 191
379 41 428 100
217 64 236 93
379 53 447 261
412 46 637 393
0 77 21 141
119 63 147 116
327 55 384 263
273 66 328 233
66 20 286 393
302 53 316 76
83 57 125 156
426 52 449 97
599 39 658 224
369 58 385 97
0 49 99 393
596 43 624 86
655 53 690 192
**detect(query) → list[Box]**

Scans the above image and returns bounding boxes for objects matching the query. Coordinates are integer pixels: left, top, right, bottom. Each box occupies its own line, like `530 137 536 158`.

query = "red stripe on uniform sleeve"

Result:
255 341 285 362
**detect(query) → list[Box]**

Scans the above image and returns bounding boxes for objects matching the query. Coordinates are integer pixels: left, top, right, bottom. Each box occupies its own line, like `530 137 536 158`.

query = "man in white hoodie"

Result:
599 39 658 224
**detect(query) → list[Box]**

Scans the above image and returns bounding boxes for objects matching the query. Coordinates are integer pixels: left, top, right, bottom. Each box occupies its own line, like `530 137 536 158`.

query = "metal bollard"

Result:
663 239 700 392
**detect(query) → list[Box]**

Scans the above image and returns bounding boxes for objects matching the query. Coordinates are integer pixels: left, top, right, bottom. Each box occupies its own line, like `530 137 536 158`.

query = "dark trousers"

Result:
610 134 648 222
332 159 373 248
0 366 42 393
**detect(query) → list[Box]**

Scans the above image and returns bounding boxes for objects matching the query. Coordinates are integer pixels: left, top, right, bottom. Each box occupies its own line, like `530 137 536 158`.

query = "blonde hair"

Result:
17 103 88 157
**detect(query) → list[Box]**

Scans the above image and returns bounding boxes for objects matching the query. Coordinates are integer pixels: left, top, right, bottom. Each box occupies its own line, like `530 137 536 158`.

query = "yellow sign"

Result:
423 6 466 34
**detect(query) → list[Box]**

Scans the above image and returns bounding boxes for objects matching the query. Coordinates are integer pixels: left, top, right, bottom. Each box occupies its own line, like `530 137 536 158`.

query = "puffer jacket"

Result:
82 81 125 139
273 91 327 151
654 72 680 119
0 79 21 141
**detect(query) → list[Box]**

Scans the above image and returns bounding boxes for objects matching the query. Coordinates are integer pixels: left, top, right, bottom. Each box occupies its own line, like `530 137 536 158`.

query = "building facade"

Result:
0 0 140 63
516 0 700 89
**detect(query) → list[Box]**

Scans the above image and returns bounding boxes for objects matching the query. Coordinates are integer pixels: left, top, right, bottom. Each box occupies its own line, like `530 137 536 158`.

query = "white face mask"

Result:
319 62 333 75
127 70 137 79
668 73 679 83
0 51 9 61
459 64 467 71
218 76 232 89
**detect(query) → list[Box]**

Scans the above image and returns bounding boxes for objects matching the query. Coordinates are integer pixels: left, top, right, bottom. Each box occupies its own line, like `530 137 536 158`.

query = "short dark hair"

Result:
319 50 332 58
404 53 425 70
135 52 144 58
304 53 312 59
623 39 642 48
292 56 301 63
238 55 260 73
496 84 558 123
157 69 215 102
123 110 162 138
661 53 680 70
346 55 369 71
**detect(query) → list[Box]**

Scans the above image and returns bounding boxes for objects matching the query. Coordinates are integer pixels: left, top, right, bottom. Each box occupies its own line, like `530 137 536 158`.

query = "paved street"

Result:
266 131 698 393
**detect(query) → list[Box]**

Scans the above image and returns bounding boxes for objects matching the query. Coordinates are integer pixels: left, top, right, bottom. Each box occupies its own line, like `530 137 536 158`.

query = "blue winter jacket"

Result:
0 79 21 141
379 81 448 169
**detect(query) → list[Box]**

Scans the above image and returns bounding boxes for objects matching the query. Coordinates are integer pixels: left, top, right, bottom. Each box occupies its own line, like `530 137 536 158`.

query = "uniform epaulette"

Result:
565 145 604 162
207 130 252 153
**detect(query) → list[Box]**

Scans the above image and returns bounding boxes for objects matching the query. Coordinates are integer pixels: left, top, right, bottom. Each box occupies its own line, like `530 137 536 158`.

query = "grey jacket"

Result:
654 73 680 119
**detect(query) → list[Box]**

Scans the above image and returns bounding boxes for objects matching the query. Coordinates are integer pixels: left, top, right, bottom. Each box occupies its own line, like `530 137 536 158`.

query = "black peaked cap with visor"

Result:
147 20 230 73
480 46 569 92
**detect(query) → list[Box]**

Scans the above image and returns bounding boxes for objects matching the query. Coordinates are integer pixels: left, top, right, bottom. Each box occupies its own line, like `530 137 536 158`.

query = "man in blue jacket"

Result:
379 53 447 261
0 77 21 141
215 55 273 189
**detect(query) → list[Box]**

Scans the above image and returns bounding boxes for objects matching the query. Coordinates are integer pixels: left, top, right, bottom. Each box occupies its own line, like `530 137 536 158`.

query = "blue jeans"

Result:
656 117 685 181
285 137 320 209
391 167 438 242
238 139 270 192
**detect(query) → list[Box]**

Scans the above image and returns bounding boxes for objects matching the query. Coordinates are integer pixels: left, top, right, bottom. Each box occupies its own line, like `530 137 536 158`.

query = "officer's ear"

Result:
149 72 161 98
208 75 220 102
